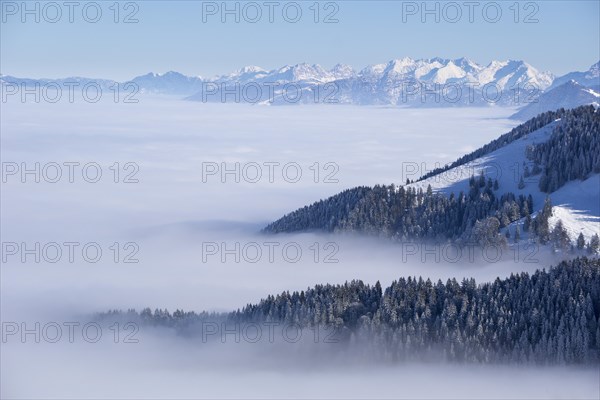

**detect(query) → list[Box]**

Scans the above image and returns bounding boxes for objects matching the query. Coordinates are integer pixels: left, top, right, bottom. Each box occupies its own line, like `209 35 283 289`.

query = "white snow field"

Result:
1 98 598 399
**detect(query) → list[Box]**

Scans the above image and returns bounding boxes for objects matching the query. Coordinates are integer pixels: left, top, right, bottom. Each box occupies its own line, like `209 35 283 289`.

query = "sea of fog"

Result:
2 98 598 399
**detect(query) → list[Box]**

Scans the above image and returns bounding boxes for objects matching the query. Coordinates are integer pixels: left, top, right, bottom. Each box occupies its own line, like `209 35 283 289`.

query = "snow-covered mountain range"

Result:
2 58 598 110
187 58 555 106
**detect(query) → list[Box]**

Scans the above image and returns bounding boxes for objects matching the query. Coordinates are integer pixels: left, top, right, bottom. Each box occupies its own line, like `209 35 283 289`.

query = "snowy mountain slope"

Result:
549 61 600 90
511 81 600 121
549 176 600 243
408 119 600 242
331 64 356 80
487 60 553 92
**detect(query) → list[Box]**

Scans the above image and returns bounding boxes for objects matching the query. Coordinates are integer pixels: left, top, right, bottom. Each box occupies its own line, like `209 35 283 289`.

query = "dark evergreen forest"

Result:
103 257 600 364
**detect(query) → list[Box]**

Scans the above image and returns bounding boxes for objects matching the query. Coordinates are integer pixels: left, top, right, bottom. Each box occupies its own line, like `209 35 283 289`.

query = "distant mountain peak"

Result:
548 61 599 90
512 79 599 120
331 63 355 79
586 61 600 78
238 65 265 74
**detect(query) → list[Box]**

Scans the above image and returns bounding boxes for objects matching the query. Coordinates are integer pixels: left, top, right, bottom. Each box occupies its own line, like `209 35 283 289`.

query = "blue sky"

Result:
1 0 598 79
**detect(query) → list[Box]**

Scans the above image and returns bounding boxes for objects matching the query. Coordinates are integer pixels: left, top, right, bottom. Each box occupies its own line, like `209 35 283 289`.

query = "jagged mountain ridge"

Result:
0 57 560 105
189 58 555 106
3 59 598 109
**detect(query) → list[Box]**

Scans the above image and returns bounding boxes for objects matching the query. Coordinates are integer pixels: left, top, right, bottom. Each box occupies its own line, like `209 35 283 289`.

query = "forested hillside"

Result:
263 106 600 249
264 177 533 246
527 106 600 192
105 257 600 364
417 108 568 182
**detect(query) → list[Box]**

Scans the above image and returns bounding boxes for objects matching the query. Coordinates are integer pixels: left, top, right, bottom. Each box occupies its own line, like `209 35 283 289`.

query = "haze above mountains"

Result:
2 58 599 116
